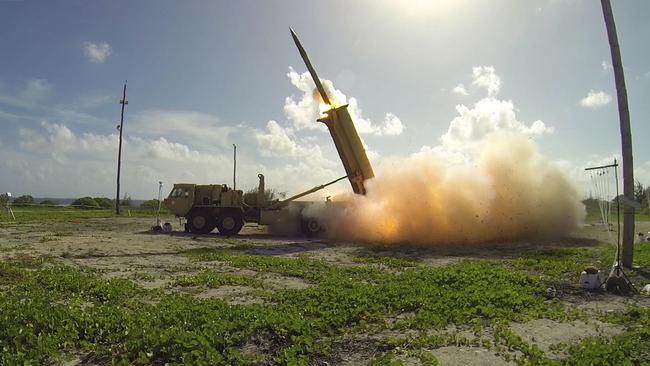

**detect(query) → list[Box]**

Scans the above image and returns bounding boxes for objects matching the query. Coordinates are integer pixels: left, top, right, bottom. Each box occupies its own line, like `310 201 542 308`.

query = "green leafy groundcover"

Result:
1 249 647 365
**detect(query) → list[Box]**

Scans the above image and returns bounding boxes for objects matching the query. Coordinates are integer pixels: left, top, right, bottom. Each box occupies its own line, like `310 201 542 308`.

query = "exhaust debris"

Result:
305 133 585 245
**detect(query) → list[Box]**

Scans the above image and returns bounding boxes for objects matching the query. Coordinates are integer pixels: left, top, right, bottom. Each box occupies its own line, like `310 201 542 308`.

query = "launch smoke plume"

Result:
305 133 585 245
281 66 585 245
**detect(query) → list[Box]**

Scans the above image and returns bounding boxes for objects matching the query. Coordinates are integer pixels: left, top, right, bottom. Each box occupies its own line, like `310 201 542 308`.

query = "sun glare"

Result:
389 0 466 19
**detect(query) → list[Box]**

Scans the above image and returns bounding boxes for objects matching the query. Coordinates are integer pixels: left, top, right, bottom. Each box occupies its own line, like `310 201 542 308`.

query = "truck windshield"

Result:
171 188 189 197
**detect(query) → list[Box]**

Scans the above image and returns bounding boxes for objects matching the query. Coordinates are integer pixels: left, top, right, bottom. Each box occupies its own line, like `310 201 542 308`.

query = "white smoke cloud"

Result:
580 90 612 108
305 66 584 245
309 134 585 245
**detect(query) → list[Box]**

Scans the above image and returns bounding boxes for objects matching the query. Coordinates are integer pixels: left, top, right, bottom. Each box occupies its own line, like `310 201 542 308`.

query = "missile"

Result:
289 27 332 106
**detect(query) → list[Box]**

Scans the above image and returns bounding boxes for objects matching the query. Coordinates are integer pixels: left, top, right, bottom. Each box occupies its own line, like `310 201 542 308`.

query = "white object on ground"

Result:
642 284 650 295
580 271 603 290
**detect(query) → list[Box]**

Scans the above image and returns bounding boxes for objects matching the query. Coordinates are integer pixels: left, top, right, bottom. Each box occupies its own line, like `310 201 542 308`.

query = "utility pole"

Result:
116 81 128 215
601 0 634 268
233 144 237 190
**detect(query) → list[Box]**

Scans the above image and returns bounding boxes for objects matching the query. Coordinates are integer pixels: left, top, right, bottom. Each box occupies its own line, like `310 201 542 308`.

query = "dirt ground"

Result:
1 217 649 365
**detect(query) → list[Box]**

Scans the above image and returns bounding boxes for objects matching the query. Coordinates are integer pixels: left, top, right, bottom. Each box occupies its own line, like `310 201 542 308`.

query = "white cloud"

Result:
0 78 112 127
0 78 53 109
346 98 405 136
77 92 112 109
255 120 299 157
379 113 405 136
472 66 501 96
452 83 469 96
83 42 112 63
601 60 613 72
416 67 553 169
283 68 404 136
129 109 233 148
19 121 116 161
7 121 249 198
21 79 53 100
441 98 553 149
580 90 612 108
254 120 335 170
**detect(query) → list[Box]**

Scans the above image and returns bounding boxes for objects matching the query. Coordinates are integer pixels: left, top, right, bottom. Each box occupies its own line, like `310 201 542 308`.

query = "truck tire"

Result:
301 217 322 237
187 210 215 234
216 212 244 235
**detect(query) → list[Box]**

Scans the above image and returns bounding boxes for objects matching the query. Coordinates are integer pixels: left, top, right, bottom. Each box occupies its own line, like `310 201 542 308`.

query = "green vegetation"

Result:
1 181 647 363
565 306 650 365
139 198 169 214
39 199 59 205
172 270 264 288
70 196 101 209
582 197 650 222
121 194 133 207
11 194 34 206
352 253 420 268
0 204 171 224
93 197 114 209
1 240 649 365
1 201 649 364
69 196 113 209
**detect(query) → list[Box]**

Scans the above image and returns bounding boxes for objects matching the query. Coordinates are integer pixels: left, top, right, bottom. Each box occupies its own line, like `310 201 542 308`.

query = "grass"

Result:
0 205 171 224
583 198 650 222
352 253 420 268
172 270 264 288
2 203 650 364
0 242 650 365
1 241 649 365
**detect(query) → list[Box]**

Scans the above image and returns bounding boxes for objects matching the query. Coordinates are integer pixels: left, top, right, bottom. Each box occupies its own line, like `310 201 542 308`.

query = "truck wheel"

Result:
216 213 243 235
301 217 322 237
187 211 215 234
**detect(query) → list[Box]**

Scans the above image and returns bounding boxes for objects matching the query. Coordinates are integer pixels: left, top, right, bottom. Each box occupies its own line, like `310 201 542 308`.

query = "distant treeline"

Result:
8 194 164 211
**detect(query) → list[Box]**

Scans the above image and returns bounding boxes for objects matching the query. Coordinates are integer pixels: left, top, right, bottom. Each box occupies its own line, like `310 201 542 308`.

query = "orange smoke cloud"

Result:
304 133 586 245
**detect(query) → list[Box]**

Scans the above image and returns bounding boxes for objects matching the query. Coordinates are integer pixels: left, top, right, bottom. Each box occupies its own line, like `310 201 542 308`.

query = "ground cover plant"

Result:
1 236 649 366
0 204 171 224
1 207 649 365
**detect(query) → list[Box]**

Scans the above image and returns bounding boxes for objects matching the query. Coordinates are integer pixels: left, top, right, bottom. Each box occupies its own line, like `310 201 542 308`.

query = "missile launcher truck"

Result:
164 28 374 235
164 174 347 235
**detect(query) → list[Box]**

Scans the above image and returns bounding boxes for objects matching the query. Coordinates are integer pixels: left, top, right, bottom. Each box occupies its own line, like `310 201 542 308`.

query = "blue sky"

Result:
0 0 649 199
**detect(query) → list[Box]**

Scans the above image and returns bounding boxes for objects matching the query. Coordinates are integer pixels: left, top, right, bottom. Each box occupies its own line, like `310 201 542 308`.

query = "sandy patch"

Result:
431 346 514 366
194 285 265 305
510 319 624 358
